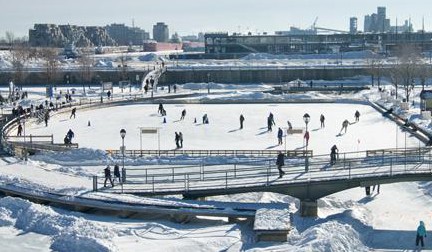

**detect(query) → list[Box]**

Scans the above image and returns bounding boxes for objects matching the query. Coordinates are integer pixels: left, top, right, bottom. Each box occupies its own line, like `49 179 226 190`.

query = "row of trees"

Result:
368 45 431 102
8 45 96 88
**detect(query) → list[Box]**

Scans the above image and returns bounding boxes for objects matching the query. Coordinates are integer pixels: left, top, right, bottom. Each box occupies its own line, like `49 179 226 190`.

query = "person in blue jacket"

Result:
416 220 427 248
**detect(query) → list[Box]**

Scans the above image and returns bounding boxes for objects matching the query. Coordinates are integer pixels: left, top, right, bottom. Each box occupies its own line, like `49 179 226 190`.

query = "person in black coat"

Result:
17 123 23 136
180 109 186 120
70 107 76 119
240 114 245 129
104 165 114 187
113 164 121 183
330 145 338 165
276 152 286 178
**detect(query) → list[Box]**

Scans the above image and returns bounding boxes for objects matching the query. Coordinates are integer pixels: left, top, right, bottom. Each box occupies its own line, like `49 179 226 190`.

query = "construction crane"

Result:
311 17 349 34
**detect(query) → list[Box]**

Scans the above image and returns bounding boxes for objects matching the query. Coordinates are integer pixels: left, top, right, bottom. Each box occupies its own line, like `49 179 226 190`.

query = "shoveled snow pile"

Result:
0 55 12 69
94 60 114 68
30 148 111 166
139 53 164 62
0 197 119 251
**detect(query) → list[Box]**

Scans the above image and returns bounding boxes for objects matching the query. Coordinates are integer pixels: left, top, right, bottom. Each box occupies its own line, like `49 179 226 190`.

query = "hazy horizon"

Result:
1 0 432 38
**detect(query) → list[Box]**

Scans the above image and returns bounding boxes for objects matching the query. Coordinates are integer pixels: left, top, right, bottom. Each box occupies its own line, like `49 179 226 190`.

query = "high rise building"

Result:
153 22 169 42
364 7 391 33
377 7 386 32
350 17 358 34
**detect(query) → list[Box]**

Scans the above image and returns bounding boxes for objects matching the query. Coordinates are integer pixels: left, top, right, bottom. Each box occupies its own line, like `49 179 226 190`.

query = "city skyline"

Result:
1 0 432 38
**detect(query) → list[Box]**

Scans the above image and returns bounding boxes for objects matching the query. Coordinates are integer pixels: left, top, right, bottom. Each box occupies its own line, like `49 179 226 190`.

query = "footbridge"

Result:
98 147 432 216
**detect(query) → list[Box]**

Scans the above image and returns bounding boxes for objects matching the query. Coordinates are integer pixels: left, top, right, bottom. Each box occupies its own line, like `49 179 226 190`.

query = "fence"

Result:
107 149 313 157
93 147 432 195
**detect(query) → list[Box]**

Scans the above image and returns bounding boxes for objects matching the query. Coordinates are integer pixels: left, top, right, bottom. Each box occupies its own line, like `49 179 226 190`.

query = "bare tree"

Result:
5 31 14 48
394 45 420 102
417 61 431 91
367 55 385 87
77 47 94 94
117 53 128 81
387 59 401 99
10 43 31 87
40 48 60 85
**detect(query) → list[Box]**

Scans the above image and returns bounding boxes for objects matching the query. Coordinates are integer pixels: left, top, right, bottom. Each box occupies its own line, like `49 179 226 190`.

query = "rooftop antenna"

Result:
132 18 135 28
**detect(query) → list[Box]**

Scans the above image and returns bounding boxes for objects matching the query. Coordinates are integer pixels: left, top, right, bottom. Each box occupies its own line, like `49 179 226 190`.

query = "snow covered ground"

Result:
1 80 432 251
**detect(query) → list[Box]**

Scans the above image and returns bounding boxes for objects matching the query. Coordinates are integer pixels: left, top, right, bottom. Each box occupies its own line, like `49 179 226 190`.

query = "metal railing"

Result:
94 147 432 195
107 149 313 157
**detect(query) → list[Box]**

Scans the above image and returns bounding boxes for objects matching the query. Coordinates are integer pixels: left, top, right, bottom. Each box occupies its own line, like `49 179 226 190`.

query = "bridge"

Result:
97 147 432 216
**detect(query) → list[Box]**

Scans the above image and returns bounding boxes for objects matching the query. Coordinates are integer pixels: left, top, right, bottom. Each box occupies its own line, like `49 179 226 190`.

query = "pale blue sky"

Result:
1 0 431 38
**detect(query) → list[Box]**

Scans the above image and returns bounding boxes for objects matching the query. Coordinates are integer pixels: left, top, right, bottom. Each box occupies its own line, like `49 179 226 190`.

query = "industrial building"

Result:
205 32 432 57
106 23 149 46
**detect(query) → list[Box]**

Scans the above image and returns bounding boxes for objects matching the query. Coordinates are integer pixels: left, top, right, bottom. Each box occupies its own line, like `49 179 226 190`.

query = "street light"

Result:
207 73 210 94
120 129 126 183
303 113 310 132
303 113 310 172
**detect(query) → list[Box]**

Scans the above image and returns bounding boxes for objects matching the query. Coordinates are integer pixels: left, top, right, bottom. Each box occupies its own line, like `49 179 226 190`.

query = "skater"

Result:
416 221 427 248
202 114 209 124
239 114 245 129
365 186 371 196
175 132 180 148
276 151 286 178
17 123 23 136
320 114 325 128
304 130 310 146
330 144 338 165
372 184 380 194
173 84 177 93
267 116 273 132
113 164 121 183
66 129 74 142
180 109 186 120
287 120 293 131
277 127 283 145
158 103 164 115
179 132 183 148
340 119 349 133
269 113 275 126
70 107 76 119
107 90 111 100
44 110 50 127
355 110 360 122
104 165 114 187
64 135 71 146
161 108 167 116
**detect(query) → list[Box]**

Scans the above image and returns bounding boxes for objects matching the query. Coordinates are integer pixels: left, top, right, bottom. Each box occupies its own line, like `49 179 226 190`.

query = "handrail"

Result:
95 147 432 195
107 149 313 157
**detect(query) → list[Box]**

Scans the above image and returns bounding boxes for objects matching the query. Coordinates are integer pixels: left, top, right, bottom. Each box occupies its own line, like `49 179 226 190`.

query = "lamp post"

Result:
120 129 126 183
207 73 210 94
303 113 310 172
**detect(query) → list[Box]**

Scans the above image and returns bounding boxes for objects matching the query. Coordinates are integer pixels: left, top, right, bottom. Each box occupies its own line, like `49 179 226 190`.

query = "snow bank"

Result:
31 148 111 166
139 53 162 62
0 197 119 251
0 55 12 69
94 60 114 68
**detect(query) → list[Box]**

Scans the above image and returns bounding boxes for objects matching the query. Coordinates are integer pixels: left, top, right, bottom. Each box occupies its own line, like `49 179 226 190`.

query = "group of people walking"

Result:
103 164 121 187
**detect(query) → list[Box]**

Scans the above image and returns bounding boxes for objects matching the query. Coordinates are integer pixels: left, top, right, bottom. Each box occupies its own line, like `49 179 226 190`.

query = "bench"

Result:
287 128 303 134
